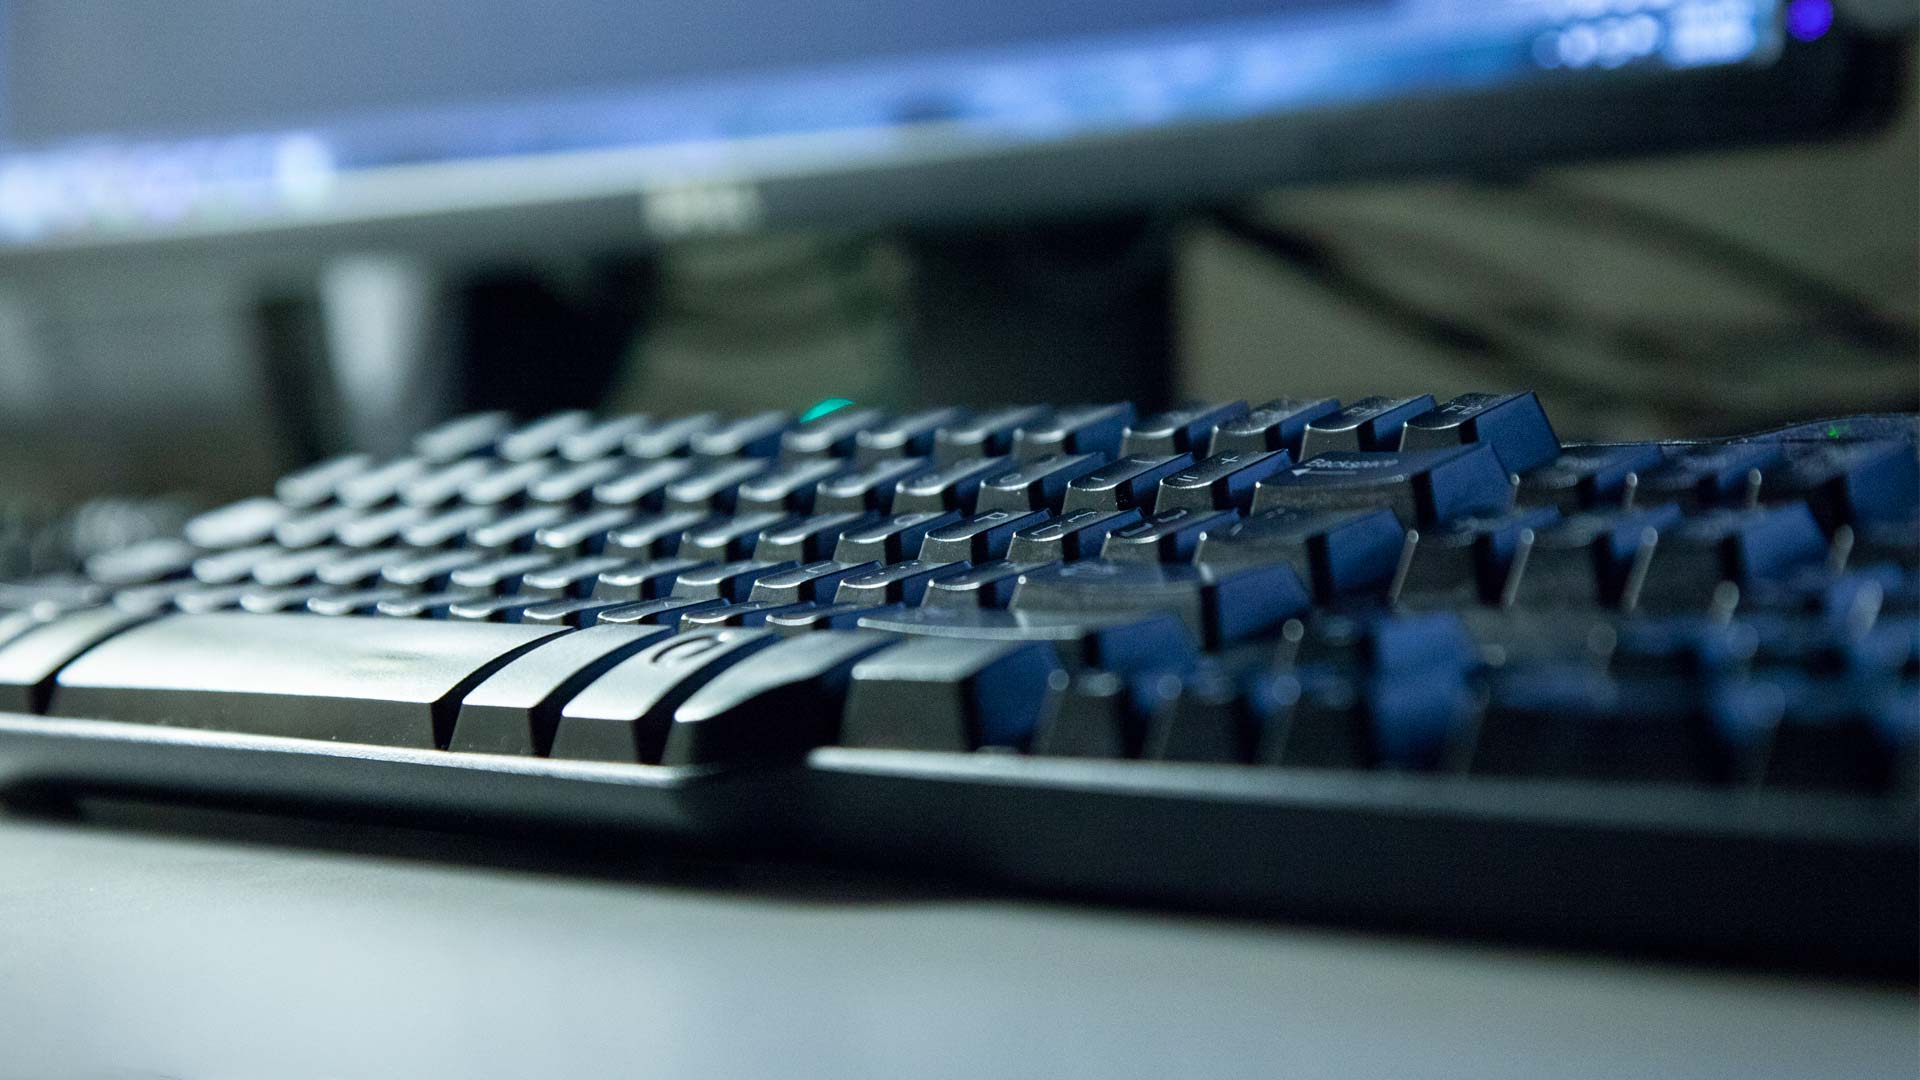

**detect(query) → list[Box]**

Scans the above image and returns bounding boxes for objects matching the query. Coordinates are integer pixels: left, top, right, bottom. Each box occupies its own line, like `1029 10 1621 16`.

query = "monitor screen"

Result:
0 0 1838 249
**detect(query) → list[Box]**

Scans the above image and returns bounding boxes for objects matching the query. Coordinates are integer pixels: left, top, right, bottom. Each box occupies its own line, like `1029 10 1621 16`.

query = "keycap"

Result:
1060 454 1194 513
173 585 250 614
527 457 629 507
933 406 1051 465
1208 398 1340 457
307 588 412 617
49 613 560 747
519 556 631 601
336 456 432 509
335 503 431 548
449 552 558 595
467 506 570 555
735 459 846 514
1121 401 1249 458
747 561 882 605
855 608 1195 671
605 511 708 558
550 629 781 762
813 457 932 514
690 411 790 459
843 639 1062 751
1399 391 1560 474
680 512 794 561
832 511 963 564
532 507 638 556
413 411 511 462
1765 441 1918 530
251 546 353 587
1638 443 1784 509
558 414 652 462
449 625 673 755
0 607 156 713
459 459 554 508
382 549 488 590
272 504 361 549
678 601 815 632
1010 403 1134 461
671 559 799 602
1517 444 1664 509
1635 504 1831 609
111 580 211 615
974 453 1108 513
400 460 490 512
1004 508 1144 563
275 454 374 508
1153 449 1292 513
920 560 1037 609
521 598 632 628
1394 507 1561 606
1249 445 1512 528
592 557 714 602
664 630 900 764
1194 507 1406 603
246 581 332 611
892 456 1009 515
917 510 1048 563
780 407 887 462
853 407 967 465
85 538 198 588
623 413 720 459
400 505 500 549
314 547 418 589
498 410 591 462
1032 670 1178 759
833 560 968 606
1148 669 1296 763
753 513 871 563
594 596 728 627
664 458 770 513
1011 560 1308 648
765 603 898 633
1099 508 1237 564
1297 395 1436 458
1511 504 1684 609
591 459 695 509
377 590 494 619
184 497 294 549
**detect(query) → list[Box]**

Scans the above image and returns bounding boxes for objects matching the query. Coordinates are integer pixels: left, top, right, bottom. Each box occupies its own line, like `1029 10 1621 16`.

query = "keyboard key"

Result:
251 546 353 588
765 603 898 633
664 458 771 513
623 413 719 459
1148 668 1295 763
813 457 933 514
753 513 872 563
467 505 569 555
377 589 497 619
1011 560 1308 648
520 556 632 601
460 459 556 508
1011 403 1134 461
1399 391 1560 474
1638 443 1784 509
855 607 1195 671
664 631 900 764
1517 444 1664 510
527 457 629 508
933 405 1050 464
735 459 847 514
891 456 1010 515
192 544 285 586
1194 507 1406 603
920 560 1037 609
335 503 431 548
413 411 511 463
690 411 790 459
50 613 560 747
591 459 695 509
1122 401 1249 458
1250 445 1512 527
399 459 493 509
0 607 156 713
551 628 781 762
780 407 887 462
521 598 632 628
1511 504 1684 609
605 511 709 559
1297 395 1436 458
85 538 198 588
227 583 334 614
594 596 728 627
671 559 800 602
449 624 673 754
833 560 968 606
449 552 559 595
173 585 250 614
592 558 714 602
974 453 1108 513
1394 507 1561 607
382 549 488 590
532 507 638 556
314 547 418 589
677 602 814 632
337 456 432 509
399 505 500 549
1032 670 1176 759
307 588 413 617
272 504 362 549
680 512 794 562
917 510 1048 563
1099 508 1238 564
498 411 592 463
853 407 968 465
1208 398 1340 458
558 414 652 462
275 454 374 509
1061 454 1194 513
1154 449 1291 513
1004 508 1144 563
747 560 882 605
1636 504 1831 610
843 639 1061 751
832 511 963 564
184 497 294 549
1765 441 1919 531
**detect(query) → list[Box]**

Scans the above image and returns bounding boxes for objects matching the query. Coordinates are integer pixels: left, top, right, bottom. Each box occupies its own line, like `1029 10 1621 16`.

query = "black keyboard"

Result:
1 396 1914 974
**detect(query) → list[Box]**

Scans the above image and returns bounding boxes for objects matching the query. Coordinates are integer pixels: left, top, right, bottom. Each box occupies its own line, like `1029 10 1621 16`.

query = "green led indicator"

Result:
1826 424 1845 439
801 397 855 423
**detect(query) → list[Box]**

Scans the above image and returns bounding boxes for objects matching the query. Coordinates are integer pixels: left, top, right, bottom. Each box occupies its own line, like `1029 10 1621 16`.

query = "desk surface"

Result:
0 805 1911 1080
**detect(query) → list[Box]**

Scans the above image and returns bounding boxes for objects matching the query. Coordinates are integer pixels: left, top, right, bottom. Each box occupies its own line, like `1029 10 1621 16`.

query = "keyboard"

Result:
0 395 1913 974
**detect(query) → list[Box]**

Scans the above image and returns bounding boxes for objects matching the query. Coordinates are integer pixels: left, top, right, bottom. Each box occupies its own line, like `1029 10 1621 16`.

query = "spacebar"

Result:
45 613 564 748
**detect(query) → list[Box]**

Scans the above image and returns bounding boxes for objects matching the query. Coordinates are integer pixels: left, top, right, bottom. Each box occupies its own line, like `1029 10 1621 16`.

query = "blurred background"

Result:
0 0 1912 571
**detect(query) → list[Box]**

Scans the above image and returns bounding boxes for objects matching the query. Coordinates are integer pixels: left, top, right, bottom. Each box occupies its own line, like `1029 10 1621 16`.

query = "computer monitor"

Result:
0 0 1902 261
